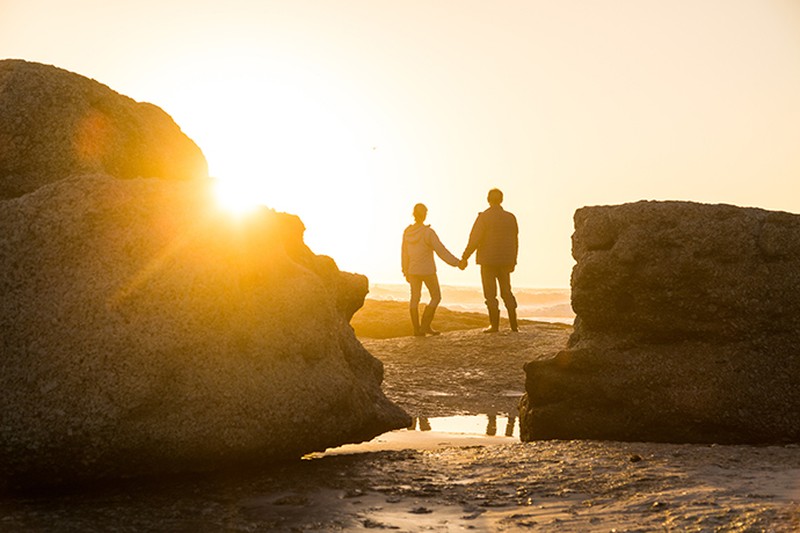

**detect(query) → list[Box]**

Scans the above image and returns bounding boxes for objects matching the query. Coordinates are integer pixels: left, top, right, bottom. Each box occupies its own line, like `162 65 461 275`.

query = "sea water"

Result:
369 284 575 324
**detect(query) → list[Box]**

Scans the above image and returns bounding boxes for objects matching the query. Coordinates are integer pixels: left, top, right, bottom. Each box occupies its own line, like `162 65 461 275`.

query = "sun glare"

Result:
161 58 390 275
212 178 262 216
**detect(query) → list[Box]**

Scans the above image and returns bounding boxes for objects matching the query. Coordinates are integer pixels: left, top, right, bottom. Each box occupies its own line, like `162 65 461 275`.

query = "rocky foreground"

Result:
0 60 409 490
0 175 409 490
2 323 798 531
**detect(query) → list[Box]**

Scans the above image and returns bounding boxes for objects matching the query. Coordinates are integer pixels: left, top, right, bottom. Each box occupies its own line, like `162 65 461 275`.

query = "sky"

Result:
2 0 800 288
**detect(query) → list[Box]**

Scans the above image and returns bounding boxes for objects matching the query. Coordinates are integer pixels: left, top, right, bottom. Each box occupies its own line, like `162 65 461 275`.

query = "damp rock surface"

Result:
0 175 409 490
520 200 800 444
0 59 208 199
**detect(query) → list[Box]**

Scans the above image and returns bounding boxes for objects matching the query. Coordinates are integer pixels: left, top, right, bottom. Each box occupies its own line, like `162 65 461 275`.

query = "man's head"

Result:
413 203 428 223
487 188 503 206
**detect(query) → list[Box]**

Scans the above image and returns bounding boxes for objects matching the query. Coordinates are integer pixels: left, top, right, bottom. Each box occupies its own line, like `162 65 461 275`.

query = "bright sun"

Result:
195 68 376 218
172 60 386 275
212 178 262 216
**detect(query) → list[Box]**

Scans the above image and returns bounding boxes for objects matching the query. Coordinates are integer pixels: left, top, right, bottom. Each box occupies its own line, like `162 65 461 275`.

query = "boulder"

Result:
0 59 208 199
0 175 410 490
520 200 800 444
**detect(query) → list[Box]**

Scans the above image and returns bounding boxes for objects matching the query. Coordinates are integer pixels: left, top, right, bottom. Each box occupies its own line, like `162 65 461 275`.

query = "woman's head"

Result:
413 203 428 223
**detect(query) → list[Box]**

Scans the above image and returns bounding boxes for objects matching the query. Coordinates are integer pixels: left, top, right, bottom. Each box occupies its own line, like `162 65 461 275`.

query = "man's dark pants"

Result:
480 265 517 311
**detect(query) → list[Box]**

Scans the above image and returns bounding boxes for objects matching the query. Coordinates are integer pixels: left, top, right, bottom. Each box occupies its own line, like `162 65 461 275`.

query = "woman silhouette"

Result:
401 203 461 336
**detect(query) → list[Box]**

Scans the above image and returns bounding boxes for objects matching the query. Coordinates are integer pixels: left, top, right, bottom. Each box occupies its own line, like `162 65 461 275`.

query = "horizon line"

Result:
369 282 570 291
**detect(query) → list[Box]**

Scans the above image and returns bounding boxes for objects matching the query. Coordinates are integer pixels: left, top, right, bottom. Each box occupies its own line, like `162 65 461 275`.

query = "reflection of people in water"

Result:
460 188 519 333
407 416 432 431
486 413 497 436
401 203 461 336
505 415 516 437
418 417 431 431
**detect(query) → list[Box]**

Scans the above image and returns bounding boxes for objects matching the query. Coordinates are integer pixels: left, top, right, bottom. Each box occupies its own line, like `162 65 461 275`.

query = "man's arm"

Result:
511 213 519 266
462 213 484 261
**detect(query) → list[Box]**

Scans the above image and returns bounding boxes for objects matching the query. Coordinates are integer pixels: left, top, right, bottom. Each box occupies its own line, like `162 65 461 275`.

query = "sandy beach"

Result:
2 321 799 531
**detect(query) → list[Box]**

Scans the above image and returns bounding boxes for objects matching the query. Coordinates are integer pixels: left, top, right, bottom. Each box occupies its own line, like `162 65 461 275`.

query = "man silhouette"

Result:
460 188 519 333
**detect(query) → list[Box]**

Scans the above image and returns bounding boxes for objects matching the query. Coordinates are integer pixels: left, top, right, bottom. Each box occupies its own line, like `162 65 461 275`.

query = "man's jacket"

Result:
462 206 518 267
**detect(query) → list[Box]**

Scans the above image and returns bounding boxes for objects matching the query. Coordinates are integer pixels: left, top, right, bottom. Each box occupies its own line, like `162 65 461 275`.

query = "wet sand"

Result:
2 325 799 531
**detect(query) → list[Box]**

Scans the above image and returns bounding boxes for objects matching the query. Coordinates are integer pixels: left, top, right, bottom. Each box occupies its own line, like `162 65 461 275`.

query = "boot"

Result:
483 307 500 333
410 306 424 337
508 308 519 332
420 305 441 335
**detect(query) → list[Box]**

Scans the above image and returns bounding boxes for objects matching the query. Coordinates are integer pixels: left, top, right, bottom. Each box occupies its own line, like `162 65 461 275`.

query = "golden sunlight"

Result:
212 178 263 216
185 65 384 273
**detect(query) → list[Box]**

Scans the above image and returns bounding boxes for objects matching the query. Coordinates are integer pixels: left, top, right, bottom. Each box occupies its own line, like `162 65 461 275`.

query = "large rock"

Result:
520 201 800 444
0 175 410 490
0 59 208 199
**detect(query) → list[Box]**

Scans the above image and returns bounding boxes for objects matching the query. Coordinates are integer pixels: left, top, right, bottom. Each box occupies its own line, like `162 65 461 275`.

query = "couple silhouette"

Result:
401 188 519 337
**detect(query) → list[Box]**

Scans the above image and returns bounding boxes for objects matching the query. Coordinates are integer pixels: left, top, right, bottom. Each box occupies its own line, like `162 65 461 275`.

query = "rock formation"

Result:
0 61 408 490
0 175 410 489
520 200 800 444
0 59 208 199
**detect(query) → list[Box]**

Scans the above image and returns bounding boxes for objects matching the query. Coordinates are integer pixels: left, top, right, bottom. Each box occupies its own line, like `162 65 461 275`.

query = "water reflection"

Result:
486 413 497 436
505 415 516 437
407 417 432 431
419 417 431 431
407 414 519 438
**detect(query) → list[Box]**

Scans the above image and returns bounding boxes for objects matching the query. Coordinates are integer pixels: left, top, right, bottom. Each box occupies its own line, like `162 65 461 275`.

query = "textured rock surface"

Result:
0 175 410 489
0 59 208 199
520 200 800 444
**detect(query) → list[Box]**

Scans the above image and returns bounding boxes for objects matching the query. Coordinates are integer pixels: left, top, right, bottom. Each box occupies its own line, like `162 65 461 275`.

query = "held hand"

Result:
458 259 468 270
